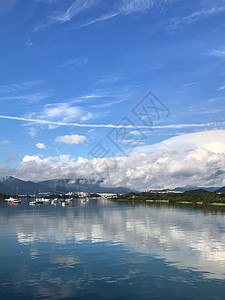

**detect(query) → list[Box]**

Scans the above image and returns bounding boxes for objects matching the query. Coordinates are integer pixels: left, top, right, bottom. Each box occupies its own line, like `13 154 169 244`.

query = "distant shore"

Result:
109 190 225 207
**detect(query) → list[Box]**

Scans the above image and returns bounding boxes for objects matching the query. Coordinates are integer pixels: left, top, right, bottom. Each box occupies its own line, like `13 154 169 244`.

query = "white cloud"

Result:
167 4 225 30
55 134 87 145
22 155 42 163
1 113 225 130
0 81 41 94
210 48 225 59
1 92 50 103
36 103 89 125
36 0 56 2
119 139 145 145
3 198 225 280
57 56 88 67
120 0 154 15
78 0 169 28
35 0 97 30
80 112 93 121
182 5 225 24
219 85 225 91
78 12 118 28
1 140 11 145
38 0 171 30
53 0 96 23
135 130 225 155
3 130 225 190
28 127 37 137
36 142 46 149
81 93 102 99
26 38 33 47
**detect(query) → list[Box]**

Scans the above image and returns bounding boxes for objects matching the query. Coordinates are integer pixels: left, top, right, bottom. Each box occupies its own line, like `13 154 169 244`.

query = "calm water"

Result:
0 199 225 299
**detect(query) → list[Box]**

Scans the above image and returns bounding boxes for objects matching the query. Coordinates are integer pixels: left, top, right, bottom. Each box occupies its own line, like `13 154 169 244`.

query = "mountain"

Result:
1 176 221 195
0 176 133 195
216 186 225 193
171 186 219 192
0 176 51 195
39 178 133 194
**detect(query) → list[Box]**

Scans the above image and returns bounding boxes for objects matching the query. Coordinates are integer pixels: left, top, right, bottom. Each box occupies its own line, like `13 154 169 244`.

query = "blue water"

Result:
0 199 225 299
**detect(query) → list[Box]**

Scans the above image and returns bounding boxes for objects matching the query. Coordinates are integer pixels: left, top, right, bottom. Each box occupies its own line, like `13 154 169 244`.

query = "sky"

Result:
1 0 225 190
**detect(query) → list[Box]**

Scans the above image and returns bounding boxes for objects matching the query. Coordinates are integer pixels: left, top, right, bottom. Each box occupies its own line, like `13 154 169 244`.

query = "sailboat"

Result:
8 187 21 204
10 199 21 204
5 196 16 202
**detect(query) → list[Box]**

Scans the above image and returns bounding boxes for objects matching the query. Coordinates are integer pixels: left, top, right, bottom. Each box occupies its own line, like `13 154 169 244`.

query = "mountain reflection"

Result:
1 199 225 279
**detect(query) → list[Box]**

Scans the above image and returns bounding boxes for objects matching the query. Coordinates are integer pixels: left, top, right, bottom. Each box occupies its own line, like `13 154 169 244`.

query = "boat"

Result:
35 198 44 204
10 199 21 204
42 198 50 202
29 201 37 205
51 198 59 204
5 196 16 202
9 186 20 204
81 197 89 203
66 198 73 202
62 201 69 206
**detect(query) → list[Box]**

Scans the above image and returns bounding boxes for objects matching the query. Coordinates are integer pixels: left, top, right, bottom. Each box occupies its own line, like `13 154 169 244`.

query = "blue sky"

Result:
1 0 225 189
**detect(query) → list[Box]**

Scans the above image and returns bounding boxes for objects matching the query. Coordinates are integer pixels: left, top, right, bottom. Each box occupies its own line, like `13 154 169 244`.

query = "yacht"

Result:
10 199 21 204
51 198 59 204
5 196 16 202
29 201 37 205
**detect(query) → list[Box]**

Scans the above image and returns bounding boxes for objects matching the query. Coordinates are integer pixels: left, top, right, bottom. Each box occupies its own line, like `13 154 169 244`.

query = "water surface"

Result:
0 199 225 299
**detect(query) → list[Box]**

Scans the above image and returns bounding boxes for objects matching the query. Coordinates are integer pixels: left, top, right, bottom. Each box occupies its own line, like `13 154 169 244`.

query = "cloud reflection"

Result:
1 200 225 279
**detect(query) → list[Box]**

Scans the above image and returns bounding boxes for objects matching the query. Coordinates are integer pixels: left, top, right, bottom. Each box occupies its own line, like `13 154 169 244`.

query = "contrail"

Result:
0 114 224 129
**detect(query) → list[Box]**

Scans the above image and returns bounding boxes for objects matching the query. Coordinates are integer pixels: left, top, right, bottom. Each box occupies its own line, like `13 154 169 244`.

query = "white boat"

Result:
36 197 44 201
35 198 44 204
62 201 69 206
5 196 16 202
29 201 37 205
10 199 21 204
51 198 59 204
81 198 89 203
66 198 73 202
42 198 50 202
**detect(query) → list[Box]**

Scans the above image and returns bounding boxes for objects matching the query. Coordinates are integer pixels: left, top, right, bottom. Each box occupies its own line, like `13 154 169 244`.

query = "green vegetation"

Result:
112 190 225 206
0 193 12 200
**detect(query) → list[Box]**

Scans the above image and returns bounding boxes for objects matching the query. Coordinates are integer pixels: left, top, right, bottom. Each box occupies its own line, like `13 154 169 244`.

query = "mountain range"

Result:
0 176 224 195
0 176 133 195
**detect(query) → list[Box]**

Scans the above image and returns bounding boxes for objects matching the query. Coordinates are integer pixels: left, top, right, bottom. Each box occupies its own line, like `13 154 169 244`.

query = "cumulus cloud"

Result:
2 130 225 190
40 103 82 123
135 130 225 155
55 134 87 145
36 142 46 149
30 103 93 128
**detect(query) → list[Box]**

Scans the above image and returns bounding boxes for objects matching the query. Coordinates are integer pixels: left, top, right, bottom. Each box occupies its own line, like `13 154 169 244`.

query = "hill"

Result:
216 186 225 193
0 176 133 195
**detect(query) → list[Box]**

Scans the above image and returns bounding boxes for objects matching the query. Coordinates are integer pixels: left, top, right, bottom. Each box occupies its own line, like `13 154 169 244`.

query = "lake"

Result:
0 199 225 299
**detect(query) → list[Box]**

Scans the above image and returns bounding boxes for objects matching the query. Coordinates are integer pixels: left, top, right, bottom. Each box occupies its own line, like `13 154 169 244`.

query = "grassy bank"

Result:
110 190 225 206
